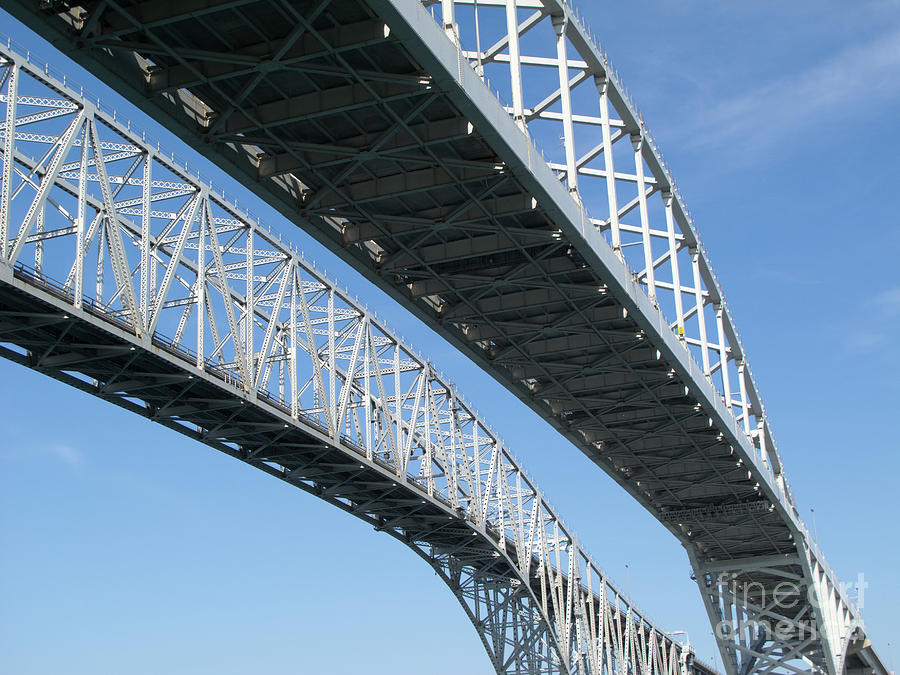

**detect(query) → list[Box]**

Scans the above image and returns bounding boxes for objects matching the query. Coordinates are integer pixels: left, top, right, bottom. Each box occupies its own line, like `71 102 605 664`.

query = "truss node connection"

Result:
0 2 885 675
0 43 718 675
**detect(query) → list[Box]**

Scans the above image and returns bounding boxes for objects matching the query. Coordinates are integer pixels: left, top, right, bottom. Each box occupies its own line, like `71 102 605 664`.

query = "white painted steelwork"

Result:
0 45 714 675
416 5 878 675
0 2 885 674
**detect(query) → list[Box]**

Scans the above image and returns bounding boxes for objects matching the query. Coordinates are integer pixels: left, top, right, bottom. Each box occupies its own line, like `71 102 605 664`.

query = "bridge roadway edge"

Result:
0 2 882 673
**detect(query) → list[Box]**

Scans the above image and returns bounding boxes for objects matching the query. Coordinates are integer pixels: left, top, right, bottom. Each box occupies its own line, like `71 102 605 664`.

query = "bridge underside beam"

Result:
8 0 791 600
0 43 736 675
3 1 875 673
0 0 786 534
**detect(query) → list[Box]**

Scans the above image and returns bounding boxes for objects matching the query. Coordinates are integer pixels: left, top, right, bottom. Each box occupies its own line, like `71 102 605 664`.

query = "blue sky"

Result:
1 2 898 673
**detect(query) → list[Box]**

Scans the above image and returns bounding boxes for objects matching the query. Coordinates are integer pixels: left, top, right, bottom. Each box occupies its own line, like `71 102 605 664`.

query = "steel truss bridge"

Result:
0 45 714 675
0 2 885 675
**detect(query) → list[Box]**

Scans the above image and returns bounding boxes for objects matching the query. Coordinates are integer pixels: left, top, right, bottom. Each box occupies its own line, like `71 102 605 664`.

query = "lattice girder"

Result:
0 46 713 675
0 2 885 673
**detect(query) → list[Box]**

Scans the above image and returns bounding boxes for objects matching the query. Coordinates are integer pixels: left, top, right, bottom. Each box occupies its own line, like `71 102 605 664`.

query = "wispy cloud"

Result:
750 264 827 287
847 287 900 354
44 443 84 468
844 329 890 353
682 27 900 156
0 442 85 469
872 287 900 318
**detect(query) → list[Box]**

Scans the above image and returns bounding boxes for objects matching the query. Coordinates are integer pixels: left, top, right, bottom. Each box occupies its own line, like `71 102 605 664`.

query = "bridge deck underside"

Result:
2 0 844 671
47 0 794 556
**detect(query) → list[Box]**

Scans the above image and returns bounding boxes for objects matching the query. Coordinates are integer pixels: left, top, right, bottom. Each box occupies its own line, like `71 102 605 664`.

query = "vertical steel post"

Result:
690 248 710 375
140 153 151 331
0 63 17 260
757 418 769 471
663 192 684 338
505 0 526 130
737 361 751 435
553 14 578 198
328 287 336 435
595 74 621 256
393 344 402 460
715 305 731 407
196 196 206 369
441 0 458 44
74 122 88 310
632 134 655 303
290 264 299 420
364 316 372 458
245 226 255 386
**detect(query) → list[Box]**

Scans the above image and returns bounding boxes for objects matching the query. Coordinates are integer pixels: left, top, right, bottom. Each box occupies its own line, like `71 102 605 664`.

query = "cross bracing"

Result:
0 47 715 675
0 2 885 675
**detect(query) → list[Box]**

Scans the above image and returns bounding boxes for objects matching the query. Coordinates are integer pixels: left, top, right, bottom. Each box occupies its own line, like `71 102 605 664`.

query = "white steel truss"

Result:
0 45 714 675
429 0 778 509
0 2 886 675
416 5 875 674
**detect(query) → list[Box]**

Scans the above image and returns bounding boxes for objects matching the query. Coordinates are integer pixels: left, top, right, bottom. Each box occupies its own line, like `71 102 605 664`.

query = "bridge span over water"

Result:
0 2 887 675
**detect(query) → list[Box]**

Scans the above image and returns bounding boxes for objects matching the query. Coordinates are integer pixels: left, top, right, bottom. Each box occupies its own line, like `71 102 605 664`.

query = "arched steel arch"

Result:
0 46 714 675
0 1 886 674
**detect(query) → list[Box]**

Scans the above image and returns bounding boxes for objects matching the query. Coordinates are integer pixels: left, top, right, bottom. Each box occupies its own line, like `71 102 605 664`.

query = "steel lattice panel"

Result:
0 47 723 675
0 2 885 674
